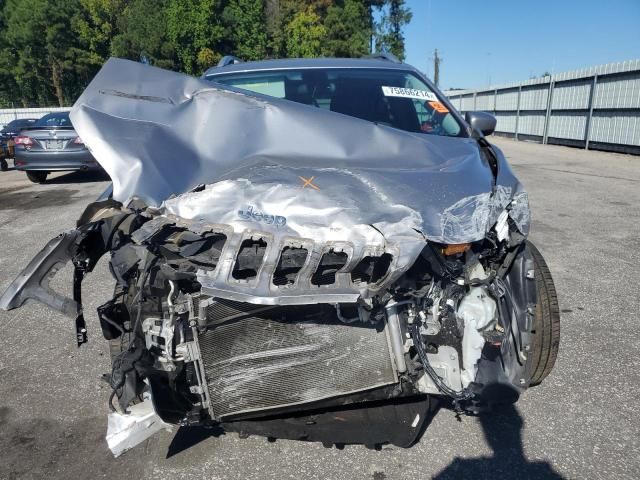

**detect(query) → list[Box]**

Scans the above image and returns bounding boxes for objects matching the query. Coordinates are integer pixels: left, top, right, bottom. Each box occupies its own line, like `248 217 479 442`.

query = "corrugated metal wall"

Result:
445 59 640 153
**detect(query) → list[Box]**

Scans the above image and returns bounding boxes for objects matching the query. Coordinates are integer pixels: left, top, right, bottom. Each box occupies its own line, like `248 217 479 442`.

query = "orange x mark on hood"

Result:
299 175 320 190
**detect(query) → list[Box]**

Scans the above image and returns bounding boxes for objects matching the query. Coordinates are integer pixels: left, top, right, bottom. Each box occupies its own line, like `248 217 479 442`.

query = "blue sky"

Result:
402 0 640 90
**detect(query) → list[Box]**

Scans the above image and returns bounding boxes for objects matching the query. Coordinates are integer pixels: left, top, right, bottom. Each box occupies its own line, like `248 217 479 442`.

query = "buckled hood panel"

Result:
70 58 526 245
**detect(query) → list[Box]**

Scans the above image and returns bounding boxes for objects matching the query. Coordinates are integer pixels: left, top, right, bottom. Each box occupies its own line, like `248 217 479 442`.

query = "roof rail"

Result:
365 52 401 64
217 55 244 67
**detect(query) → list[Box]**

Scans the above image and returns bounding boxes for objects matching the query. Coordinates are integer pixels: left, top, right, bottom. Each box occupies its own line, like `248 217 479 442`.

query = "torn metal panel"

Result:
156 174 426 304
0 208 146 320
493 145 532 235
508 190 531 236
70 58 528 246
0 231 81 317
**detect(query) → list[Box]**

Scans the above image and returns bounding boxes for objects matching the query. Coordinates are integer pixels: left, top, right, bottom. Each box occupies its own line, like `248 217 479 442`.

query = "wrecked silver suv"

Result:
0 57 559 455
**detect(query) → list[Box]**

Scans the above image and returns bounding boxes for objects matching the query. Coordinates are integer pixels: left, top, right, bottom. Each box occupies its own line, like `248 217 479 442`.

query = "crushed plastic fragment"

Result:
106 395 173 457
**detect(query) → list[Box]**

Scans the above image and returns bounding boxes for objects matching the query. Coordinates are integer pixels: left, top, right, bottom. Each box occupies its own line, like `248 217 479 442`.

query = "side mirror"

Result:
465 111 497 136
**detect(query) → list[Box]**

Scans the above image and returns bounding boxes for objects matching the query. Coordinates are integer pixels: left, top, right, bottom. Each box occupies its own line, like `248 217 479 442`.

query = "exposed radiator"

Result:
195 298 397 419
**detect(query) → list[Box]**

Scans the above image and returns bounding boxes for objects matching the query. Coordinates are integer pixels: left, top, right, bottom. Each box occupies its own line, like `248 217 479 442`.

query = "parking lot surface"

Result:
1 138 639 480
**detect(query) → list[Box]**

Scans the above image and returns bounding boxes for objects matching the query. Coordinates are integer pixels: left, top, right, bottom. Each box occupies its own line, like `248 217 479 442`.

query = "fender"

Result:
0 204 147 345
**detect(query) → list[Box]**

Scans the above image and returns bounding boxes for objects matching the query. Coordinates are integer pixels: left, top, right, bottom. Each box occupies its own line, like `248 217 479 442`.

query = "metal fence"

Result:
445 60 640 155
0 107 70 129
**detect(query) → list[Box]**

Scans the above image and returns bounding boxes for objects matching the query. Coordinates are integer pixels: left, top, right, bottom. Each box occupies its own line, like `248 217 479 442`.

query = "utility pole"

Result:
433 48 441 87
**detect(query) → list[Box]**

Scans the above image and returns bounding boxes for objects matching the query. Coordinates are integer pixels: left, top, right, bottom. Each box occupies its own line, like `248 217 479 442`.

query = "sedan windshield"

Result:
209 69 463 137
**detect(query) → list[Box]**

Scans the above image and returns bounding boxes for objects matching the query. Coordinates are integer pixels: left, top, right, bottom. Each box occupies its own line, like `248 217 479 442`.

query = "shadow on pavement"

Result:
433 403 564 479
0 160 110 184
0 187 80 210
45 171 111 184
0 406 146 479
166 426 226 459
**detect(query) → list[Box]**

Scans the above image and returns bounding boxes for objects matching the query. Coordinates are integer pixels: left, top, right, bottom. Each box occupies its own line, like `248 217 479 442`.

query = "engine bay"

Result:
0 192 538 453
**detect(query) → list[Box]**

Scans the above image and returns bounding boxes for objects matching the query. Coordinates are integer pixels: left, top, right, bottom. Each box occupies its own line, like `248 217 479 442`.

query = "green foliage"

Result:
0 0 412 107
222 0 267 61
166 0 225 74
323 0 371 58
0 0 21 106
111 0 177 70
285 6 327 58
3 0 51 105
1 0 97 106
74 0 126 63
374 0 412 61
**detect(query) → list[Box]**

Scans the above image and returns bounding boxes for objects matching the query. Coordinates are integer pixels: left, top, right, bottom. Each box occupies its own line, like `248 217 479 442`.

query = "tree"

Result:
0 0 22 106
285 6 327 58
375 0 411 60
111 0 177 70
0 0 413 107
166 0 225 74
2 0 95 106
3 0 51 105
264 0 281 57
46 0 98 105
364 0 385 53
266 0 303 58
222 0 267 60
73 0 127 65
266 0 330 58
323 0 371 58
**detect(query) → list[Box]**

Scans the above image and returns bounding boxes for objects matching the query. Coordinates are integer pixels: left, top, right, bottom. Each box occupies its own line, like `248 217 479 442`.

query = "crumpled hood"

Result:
70 58 528 245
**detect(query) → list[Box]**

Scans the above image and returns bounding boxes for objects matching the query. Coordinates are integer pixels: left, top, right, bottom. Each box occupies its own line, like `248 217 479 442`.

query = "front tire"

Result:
26 171 48 183
525 241 560 386
0 158 7 171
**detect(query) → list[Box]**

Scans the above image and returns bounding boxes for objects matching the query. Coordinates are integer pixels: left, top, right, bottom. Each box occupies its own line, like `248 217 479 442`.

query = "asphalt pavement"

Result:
0 137 639 479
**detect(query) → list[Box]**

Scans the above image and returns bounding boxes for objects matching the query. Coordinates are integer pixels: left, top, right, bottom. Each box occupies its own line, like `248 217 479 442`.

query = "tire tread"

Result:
527 241 560 386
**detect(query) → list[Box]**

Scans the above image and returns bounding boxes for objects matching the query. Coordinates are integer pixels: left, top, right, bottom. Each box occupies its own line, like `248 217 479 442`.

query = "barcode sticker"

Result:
381 86 438 101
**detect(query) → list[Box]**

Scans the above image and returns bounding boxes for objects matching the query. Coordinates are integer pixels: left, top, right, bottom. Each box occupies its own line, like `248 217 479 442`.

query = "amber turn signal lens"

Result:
442 243 471 256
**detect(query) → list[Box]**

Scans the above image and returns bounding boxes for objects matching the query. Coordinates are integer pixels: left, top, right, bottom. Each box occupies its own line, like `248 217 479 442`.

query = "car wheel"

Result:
26 171 48 183
525 241 560 386
0 158 7 171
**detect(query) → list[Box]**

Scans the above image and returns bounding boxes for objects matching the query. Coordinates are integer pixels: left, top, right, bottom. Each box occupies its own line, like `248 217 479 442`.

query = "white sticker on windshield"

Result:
381 86 438 101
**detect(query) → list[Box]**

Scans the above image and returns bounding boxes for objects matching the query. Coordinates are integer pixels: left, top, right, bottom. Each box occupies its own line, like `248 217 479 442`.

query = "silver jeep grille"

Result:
196 298 397 419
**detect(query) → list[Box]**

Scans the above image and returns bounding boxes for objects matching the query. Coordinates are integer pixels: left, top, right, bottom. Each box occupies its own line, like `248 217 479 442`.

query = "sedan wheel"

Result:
525 241 561 386
0 158 8 172
26 171 48 184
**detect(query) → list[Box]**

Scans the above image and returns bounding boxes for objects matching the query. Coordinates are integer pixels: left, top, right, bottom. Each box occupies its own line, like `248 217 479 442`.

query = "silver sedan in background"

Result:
13 112 101 183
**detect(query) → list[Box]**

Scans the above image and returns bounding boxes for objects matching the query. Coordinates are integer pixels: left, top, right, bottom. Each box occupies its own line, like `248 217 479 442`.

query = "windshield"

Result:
35 112 72 128
209 69 463 137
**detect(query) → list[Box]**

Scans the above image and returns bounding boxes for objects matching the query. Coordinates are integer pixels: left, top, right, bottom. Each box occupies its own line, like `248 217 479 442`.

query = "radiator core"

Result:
196 299 397 419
